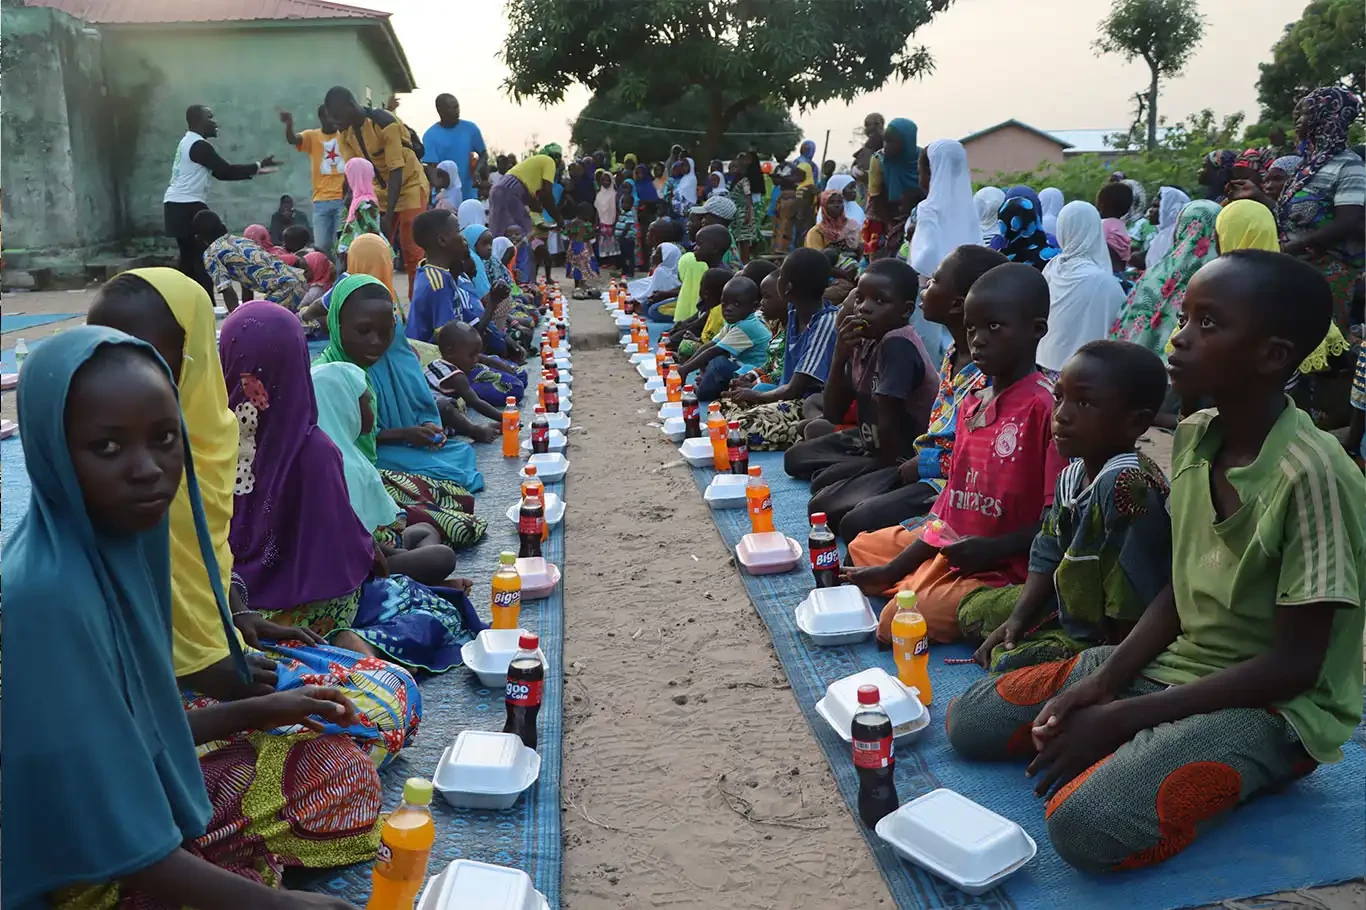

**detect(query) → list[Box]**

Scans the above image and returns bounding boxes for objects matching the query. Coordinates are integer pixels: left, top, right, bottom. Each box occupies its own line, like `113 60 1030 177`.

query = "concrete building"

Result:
2 0 415 282
960 120 1071 180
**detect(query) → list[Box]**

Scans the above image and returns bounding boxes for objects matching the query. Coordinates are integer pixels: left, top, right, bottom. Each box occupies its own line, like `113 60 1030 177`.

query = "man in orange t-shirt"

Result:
280 105 346 257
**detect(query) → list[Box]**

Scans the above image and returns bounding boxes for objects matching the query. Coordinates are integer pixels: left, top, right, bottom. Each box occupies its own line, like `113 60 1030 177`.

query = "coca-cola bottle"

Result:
530 406 550 454
726 420 748 475
852 684 899 828
681 384 701 438
518 491 545 558
504 632 544 749
809 512 839 588
543 380 560 414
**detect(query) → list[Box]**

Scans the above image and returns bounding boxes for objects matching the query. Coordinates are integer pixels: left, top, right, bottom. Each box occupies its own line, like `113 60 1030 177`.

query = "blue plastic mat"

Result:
1 345 565 908
2 312 80 333
688 450 1366 910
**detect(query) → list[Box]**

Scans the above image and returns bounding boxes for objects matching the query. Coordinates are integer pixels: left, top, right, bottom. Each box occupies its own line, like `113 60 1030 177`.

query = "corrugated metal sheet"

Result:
27 0 389 24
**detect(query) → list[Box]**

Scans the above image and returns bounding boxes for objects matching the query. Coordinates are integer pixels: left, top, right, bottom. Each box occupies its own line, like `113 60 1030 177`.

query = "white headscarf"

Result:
1037 201 1126 372
707 171 728 198
818 174 865 227
458 198 486 230
973 186 1005 246
673 158 698 212
1039 187 1064 236
627 242 683 300
908 139 979 277
436 160 463 211
1143 186 1190 268
492 236 513 265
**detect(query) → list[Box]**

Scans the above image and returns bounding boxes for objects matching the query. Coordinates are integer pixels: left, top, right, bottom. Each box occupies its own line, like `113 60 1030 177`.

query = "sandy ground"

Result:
2 276 1360 908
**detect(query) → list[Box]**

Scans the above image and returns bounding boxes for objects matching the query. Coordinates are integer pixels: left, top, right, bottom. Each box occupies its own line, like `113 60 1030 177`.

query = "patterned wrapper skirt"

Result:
379 469 487 548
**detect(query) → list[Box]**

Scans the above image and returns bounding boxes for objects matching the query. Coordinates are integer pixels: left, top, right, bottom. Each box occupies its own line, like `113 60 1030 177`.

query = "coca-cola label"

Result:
532 427 549 443
811 545 839 570
493 588 520 608
913 637 929 657
682 403 699 421
518 512 544 536
728 444 748 461
506 678 543 707
853 735 893 769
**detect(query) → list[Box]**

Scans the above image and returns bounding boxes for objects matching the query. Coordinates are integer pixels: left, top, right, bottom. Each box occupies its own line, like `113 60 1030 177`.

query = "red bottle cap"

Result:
811 511 828 523
519 632 540 650
683 384 695 392
728 420 740 429
748 466 762 477
857 684 880 705
506 396 517 406
534 406 546 414
525 466 537 476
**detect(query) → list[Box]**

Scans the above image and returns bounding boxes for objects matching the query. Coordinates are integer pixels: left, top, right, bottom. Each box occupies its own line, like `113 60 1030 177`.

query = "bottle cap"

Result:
534 405 546 414
811 511 828 523
524 465 537 476
896 590 919 609
856 685 880 706
708 402 721 411
506 396 517 406
748 466 762 477
518 632 540 650
499 551 517 565
403 776 434 806
683 384 695 392
728 420 740 429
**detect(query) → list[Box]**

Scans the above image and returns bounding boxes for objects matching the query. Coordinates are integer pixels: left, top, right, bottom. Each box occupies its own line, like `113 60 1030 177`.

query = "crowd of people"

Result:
9 81 1365 906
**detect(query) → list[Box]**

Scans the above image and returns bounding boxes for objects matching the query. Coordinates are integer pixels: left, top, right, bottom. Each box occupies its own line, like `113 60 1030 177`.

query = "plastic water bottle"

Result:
14 338 28 372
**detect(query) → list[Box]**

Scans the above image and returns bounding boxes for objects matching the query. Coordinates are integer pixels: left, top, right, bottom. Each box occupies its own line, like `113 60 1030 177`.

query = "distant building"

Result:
3 0 415 279
960 119 1176 180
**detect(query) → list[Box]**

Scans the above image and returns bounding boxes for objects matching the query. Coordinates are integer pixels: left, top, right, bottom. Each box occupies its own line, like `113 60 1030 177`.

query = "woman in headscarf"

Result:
491 234 541 353
1102 217 1134 293
317 272 490 548
1038 202 1126 377
1038 187 1064 236
908 139 979 363
1198 149 1238 202
1275 86 1365 336
794 139 818 187
1142 186 1192 269
433 160 463 211
768 162 801 254
570 156 597 206
804 189 861 254
1108 199 1221 359
991 185 1060 270
627 240 684 316
672 158 699 219
1122 178 1148 232
652 161 670 199
7 326 387 909
457 197 485 230
224 301 483 672
865 117 919 257
820 174 864 228
594 168 622 263
338 156 382 263
973 186 1005 246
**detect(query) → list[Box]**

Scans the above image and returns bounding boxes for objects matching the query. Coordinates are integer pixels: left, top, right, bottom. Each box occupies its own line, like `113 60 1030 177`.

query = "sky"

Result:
369 0 1298 162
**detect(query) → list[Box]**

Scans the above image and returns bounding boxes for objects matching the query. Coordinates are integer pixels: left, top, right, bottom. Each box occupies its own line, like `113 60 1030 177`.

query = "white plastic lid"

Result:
879 789 1035 886
705 474 748 499
522 452 568 477
418 859 544 910
737 532 798 566
662 416 686 436
658 402 683 420
434 731 528 793
822 667 926 738
678 437 713 459
469 628 531 671
514 557 555 589
799 586 877 634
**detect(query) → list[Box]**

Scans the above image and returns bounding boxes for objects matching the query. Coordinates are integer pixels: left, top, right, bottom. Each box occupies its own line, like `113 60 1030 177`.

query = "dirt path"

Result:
557 297 890 909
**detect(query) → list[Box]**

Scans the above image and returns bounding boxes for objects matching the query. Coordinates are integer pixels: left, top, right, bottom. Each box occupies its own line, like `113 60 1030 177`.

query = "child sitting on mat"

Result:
947 250 1364 872
672 267 733 362
423 321 518 443
844 263 1067 644
673 275 772 401
962 340 1173 673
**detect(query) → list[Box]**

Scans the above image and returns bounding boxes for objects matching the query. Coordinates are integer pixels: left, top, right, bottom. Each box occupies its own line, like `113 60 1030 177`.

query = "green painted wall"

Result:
1 6 122 254
104 24 399 237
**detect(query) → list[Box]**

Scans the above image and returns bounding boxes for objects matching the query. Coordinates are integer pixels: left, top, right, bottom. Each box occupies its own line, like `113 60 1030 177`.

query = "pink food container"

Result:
515 557 561 599
735 532 802 575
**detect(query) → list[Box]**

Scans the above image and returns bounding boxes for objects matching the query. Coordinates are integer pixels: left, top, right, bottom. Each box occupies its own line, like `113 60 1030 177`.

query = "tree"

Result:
1094 0 1205 151
1254 0 1365 134
501 0 953 165
569 86 801 163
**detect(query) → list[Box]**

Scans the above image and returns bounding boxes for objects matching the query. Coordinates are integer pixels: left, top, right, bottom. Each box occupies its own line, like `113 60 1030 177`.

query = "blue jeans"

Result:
695 356 740 401
312 198 344 258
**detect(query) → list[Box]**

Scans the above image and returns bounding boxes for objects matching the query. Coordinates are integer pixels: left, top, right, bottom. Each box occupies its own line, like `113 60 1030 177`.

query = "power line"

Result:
571 115 798 137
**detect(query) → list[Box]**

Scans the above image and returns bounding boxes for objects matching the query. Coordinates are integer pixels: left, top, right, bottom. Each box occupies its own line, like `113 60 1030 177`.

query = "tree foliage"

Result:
569 86 800 163
1254 0 1366 134
501 0 953 162
1094 0 1205 149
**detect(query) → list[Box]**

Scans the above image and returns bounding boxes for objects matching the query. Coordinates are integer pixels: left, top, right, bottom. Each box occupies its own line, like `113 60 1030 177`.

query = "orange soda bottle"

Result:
636 319 650 354
547 323 561 349
501 397 520 458
365 777 435 910
491 551 522 629
521 465 542 502
890 590 932 705
706 402 729 471
665 366 683 402
746 466 775 533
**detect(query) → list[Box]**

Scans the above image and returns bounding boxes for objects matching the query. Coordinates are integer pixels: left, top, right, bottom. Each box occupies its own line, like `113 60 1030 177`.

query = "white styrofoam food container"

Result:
417 859 549 910
795 586 878 646
555 372 573 388
521 429 567 453
657 402 682 421
678 437 715 468
630 352 653 365
614 314 633 329
555 383 572 399
814 667 929 743
0 419 16 440
661 417 687 442
543 411 571 431
0 373 18 390
735 532 802 575
636 361 657 380
875 789 1037 896
460 628 550 688
704 473 748 508
554 356 571 371
621 335 637 347
515 557 561 598
504 491 565 526
521 452 568 483
644 376 665 392
433 731 541 810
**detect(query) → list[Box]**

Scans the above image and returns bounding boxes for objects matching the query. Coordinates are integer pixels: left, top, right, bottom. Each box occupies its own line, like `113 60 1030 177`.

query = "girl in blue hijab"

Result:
991 185 1061 269
4 327 374 907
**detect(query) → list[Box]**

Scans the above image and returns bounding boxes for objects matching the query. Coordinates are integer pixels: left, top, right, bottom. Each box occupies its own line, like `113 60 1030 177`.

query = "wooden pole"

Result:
820 129 830 166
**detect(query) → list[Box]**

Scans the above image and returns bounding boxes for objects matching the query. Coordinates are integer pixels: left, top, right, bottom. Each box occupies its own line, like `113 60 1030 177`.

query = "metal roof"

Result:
27 0 390 24
959 119 1072 149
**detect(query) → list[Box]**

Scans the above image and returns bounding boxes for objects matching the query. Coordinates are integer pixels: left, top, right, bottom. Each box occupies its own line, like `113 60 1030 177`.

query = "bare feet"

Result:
331 630 378 658
443 577 475 595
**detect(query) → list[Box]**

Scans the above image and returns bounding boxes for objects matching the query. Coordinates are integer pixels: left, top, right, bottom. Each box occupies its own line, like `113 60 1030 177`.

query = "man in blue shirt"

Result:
421 94 486 202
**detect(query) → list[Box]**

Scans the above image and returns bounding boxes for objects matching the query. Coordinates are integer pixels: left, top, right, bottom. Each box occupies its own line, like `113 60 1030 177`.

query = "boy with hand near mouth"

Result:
673 275 772 401
948 250 1364 873
844 262 1067 644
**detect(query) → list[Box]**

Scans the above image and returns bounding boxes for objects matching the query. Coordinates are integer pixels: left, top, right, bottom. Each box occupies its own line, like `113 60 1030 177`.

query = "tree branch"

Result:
722 93 761 124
